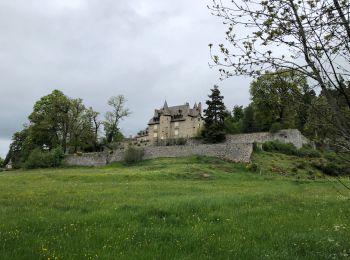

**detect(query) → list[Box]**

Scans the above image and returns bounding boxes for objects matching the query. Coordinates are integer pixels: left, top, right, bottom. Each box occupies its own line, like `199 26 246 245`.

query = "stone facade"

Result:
136 101 203 145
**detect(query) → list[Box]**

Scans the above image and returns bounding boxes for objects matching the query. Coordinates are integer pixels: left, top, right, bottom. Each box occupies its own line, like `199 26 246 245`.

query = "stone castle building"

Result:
136 101 203 144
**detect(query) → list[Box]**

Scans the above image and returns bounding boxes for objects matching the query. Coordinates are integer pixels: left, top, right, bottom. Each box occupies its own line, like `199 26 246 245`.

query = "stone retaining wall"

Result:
64 143 253 167
226 129 308 149
64 129 308 167
143 143 252 162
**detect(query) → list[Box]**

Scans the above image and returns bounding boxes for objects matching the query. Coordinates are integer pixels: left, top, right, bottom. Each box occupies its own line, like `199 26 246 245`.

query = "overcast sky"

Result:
0 0 251 158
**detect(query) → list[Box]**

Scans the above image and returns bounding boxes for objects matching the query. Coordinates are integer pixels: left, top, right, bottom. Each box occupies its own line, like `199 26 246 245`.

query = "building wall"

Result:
173 116 202 138
148 116 202 143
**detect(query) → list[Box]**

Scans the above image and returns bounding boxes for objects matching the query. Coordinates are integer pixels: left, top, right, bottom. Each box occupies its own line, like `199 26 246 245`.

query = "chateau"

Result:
136 101 203 144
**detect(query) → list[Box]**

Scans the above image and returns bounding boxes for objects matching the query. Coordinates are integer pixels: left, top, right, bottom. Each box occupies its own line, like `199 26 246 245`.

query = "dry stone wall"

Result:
64 152 109 167
64 143 252 166
143 143 252 162
225 129 308 149
64 129 308 167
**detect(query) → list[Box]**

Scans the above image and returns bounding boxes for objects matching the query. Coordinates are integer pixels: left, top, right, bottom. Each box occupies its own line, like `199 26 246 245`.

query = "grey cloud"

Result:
0 0 251 157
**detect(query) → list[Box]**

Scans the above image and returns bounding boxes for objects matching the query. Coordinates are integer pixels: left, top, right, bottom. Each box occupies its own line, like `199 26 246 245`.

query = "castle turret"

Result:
163 100 171 115
198 102 202 114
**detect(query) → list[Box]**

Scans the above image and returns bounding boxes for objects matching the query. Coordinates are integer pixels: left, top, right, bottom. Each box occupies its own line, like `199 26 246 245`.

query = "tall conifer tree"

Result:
203 85 226 143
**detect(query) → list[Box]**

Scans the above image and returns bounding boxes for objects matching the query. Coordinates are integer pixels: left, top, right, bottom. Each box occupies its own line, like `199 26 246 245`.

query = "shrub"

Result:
251 163 259 172
155 138 187 146
123 145 144 164
295 161 307 169
324 151 338 161
298 146 321 158
175 138 187 145
262 141 298 155
262 141 322 158
311 159 349 176
269 122 282 133
24 147 64 169
253 142 262 152
291 167 298 173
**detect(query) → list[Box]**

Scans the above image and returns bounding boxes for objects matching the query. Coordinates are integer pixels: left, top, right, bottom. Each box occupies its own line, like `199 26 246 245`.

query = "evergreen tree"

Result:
203 85 226 143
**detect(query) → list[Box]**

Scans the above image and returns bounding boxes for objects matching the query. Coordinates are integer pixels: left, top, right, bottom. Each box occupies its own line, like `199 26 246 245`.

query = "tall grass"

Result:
0 156 349 259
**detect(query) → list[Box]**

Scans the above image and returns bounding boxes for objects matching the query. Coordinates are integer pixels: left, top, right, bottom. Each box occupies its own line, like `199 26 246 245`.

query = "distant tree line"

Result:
208 0 350 150
203 70 350 149
4 90 130 168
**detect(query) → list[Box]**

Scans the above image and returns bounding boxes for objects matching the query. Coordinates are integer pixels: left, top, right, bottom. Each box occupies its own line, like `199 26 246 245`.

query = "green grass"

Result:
0 154 349 259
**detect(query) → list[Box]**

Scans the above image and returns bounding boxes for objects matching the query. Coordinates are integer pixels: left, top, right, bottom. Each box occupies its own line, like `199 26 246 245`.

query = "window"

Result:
175 130 179 136
175 122 179 127
153 133 158 138
154 125 158 130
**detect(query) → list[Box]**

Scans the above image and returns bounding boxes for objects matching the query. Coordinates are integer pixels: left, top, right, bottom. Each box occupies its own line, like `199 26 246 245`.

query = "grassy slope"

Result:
0 155 349 259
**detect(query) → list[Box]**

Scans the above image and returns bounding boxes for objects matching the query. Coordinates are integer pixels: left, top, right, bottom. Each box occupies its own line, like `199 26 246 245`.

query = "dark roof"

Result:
148 102 202 125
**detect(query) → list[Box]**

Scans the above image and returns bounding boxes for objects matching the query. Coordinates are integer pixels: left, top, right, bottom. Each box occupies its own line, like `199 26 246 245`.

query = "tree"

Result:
250 71 309 131
0 157 4 168
305 95 335 146
209 0 350 148
68 99 96 153
4 127 33 168
242 104 256 133
296 84 317 132
224 106 244 134
87 107 102 151
104 95 131 143
6 90 103 168
28 90 71 152
203 85 227 142
305 91 350 148
232 105 244 122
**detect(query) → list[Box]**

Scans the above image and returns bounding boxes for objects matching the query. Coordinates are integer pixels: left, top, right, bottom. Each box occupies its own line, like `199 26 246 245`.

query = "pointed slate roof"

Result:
148 102 202 125
162 100 171 115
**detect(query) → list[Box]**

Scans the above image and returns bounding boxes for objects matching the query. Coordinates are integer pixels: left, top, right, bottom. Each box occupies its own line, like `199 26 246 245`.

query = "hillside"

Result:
0 154 349 259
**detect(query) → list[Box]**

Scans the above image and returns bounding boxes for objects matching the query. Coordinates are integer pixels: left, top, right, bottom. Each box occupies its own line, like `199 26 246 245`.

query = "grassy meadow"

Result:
0 154 349 259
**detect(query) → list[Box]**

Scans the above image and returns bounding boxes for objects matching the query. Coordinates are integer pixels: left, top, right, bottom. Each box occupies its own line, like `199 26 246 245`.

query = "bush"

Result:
246 163 259 172
310 159 350 176
262 141 322 158
123 145 144 164
155 138 187 146
262 141 298 155
269 122 282 133
298 146 321 158
253 142 262 152
24 147 64 169
295 161 307 169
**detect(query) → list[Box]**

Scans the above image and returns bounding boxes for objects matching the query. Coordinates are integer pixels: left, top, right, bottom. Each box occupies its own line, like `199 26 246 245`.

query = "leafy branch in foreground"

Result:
209 0 350 148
